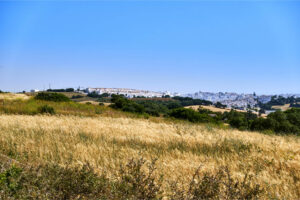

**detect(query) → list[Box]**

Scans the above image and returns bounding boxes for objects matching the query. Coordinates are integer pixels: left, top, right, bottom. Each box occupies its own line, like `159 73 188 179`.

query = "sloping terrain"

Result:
0 114 299 199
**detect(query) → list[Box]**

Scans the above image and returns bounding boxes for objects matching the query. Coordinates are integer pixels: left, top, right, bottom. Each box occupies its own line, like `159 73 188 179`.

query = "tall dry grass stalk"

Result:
0 114 299 199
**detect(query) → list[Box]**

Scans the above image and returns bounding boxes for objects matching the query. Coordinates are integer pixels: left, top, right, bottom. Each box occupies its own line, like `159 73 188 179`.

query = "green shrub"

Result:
223 110 257 131
35 92 70 102
250 109 300 135
37 105 55 115
169 108 213 123
170 166 263 200
113 158 163 199
111 95 145 114
0 158 163 199
0 162 110 199
0 157 264 199
71 95 83 99
0 165 23 196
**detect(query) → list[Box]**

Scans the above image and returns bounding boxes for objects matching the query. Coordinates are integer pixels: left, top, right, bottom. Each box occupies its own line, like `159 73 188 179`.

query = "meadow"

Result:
0 94 299 199
0 114 299 199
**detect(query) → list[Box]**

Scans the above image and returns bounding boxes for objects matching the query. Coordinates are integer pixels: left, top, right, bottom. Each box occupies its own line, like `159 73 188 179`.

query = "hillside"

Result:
185 105 267 117
186 105 246 113
0 114 299 199
272 103 291 111
0 92 300 199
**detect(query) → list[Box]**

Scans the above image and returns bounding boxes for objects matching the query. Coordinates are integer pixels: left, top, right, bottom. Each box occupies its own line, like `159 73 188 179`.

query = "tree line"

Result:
110 95 300 135
258 95 300 110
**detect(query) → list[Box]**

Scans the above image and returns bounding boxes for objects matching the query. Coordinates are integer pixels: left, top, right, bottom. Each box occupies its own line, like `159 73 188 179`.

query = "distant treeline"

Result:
109 95 214 117
109 95 300 135
258 95 300 110
250 109 300 134
47 88 74 92
87 92 110 98
35 92 70 102
0 90 8 93
290 103 300 108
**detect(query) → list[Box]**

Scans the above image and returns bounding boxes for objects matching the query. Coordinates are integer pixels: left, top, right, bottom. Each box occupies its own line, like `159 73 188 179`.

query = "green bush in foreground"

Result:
37 105 55 115
0 157 263 200
34 92 70 102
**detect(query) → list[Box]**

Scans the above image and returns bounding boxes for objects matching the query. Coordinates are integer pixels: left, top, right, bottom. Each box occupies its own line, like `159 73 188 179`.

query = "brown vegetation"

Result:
0 114 299 199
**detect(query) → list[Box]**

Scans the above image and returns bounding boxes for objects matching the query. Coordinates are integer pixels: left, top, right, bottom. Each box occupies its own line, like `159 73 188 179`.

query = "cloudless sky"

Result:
0 1 299 94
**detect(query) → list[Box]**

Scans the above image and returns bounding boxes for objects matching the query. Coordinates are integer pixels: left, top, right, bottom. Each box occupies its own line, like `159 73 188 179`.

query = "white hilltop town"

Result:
85 87 181 98
185 91 300 109
83 88 300 109
30 87 300 111
84 88 300 110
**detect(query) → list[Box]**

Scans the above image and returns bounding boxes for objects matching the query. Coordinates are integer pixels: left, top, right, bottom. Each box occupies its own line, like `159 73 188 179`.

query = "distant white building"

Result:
30 89 40 93
85 87 168 98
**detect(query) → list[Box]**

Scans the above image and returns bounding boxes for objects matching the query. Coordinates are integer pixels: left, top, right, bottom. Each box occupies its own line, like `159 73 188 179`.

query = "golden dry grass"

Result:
78 101 112 106
186 105 267 117
0 93 30 100
186 105 245 113
78 100 102 105
0 114 299 199
272 104 291 111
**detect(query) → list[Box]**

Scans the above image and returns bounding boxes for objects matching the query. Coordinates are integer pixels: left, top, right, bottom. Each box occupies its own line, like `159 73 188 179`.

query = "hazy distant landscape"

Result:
1 0 300 199
0 89 299 199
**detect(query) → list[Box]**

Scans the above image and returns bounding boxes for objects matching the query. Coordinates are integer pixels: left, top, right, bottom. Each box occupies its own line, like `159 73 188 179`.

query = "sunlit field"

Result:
0 93 30 101
0 114 299 199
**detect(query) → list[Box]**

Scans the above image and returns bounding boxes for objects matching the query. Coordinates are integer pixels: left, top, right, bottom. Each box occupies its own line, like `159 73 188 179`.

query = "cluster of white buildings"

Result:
185 91 260 109
39 86 298 111
85 87 180 98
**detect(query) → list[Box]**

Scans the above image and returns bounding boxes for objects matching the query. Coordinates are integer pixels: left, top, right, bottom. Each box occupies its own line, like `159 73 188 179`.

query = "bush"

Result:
0 158 263 199
111 95 145 114
215 102 227 108
169 108 213 123
0 162 110 199
172 96 213 106
170 166 263 200
290 103 300 108
87 92 110 98
46 88 74 92
65 88 74 92
0 158 163 199
223 110 257 131
250 109 300 135
113 158 163 199
37 105 55 115
35 92 70 102
71 95 83 99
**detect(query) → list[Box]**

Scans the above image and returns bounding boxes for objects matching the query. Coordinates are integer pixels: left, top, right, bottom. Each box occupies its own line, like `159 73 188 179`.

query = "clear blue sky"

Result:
0 1 299 94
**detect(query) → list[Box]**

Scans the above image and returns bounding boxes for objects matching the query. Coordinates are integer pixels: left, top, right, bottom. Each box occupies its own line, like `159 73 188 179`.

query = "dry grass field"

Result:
0 114 299 199
186 105 246 113
272 104 291 111
185 105 266 117
0 93 30 100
